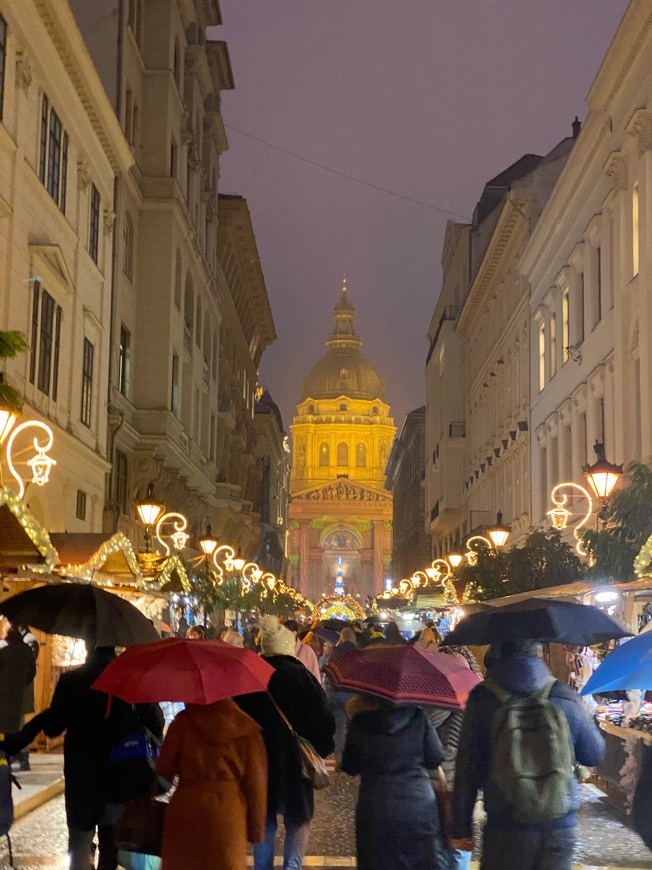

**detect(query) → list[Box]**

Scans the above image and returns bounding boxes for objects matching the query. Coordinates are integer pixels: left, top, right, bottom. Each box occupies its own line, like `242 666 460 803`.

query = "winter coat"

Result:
294 639 322 682
237 654 335 824
21 631 39 716
451 654 605 839
0 636 36 734
424 705 464 785
632 744 652 849
2 647 163 829
157 699 268 870
341 699 444 870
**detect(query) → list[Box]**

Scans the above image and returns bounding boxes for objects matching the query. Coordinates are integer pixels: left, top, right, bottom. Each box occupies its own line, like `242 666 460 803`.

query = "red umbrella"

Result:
325 644 481 709
91 638 274 704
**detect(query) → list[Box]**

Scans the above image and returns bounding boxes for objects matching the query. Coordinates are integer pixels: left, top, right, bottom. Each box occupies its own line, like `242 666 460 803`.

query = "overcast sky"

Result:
216 1 628 433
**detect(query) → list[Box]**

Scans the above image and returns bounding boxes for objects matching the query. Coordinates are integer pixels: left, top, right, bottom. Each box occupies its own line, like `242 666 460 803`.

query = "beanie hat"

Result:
259 616 296 657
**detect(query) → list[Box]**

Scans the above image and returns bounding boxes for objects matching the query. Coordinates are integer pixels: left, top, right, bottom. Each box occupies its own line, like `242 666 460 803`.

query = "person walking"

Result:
383 621 406 645
451 640 605 870
1 639 163 870
157 698 268 870
324 627 357 765
237 617 335 870
0 624 37 770
284 619 322 682
342 694 446 870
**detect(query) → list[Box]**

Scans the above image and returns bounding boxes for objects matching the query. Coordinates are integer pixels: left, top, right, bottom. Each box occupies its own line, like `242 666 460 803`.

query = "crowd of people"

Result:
0 613 616 870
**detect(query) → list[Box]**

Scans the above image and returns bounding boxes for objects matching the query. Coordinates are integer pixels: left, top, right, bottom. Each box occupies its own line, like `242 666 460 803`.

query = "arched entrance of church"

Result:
320 526 362 598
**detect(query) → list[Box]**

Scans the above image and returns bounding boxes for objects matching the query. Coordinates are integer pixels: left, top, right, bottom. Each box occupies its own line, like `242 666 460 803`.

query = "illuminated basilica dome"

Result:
301 281 385 402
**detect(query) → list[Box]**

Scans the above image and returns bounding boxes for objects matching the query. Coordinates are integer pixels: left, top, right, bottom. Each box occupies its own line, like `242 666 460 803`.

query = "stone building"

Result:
523 0 652 529
69 0 275 555
425 139 574 557
288 282 395 602
253 388 290 576
385 406 430 581
0 0 132 532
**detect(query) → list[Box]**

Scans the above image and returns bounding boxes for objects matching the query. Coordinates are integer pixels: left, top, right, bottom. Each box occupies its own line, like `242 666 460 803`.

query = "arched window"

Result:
184 274 194 344
337 442 348 467
211 332 218 380
122 211 133 280
356 443 366 468
195 297 202 347
203 319 211 369
339 402 347 411
319 443 329 467
174 250 182 309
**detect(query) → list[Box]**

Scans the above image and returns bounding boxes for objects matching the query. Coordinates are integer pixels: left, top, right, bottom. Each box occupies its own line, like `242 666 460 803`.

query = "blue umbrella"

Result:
581 629 652 695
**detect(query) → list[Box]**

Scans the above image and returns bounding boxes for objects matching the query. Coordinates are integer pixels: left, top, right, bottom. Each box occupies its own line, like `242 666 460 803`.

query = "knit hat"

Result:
259 616 296 657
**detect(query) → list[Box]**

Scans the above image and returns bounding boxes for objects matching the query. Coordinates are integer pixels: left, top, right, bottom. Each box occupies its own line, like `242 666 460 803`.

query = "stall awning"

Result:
0 485 57 571
52 531 142 584
488 578 652 607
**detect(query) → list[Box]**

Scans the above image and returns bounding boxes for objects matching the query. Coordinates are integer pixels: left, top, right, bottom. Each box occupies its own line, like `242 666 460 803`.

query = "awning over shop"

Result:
488 578 652 608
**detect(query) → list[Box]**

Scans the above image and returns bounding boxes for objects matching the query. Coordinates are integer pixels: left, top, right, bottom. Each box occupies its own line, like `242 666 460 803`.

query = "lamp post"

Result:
135 483 165 552
583 441 623 519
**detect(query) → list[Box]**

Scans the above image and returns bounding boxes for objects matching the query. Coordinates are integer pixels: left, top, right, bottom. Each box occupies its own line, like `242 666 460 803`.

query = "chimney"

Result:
572 116 582 139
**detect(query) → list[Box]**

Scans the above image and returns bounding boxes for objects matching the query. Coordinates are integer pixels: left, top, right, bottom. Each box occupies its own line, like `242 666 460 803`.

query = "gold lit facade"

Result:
288 282 395 603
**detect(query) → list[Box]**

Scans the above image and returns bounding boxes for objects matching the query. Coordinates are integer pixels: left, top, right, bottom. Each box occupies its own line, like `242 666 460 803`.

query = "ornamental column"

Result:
373 520 384 594
299 520 310 596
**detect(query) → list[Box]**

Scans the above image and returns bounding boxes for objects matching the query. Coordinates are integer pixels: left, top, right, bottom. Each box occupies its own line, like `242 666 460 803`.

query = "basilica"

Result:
287 282 396 602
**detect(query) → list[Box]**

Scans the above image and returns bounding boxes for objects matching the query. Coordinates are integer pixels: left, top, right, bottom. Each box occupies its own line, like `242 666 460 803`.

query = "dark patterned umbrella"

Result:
324 644 480 709
0 583 159 647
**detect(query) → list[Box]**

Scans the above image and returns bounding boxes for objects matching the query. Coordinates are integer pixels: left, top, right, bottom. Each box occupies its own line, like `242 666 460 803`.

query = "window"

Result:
339 403 347 411
549 313 557 377
632 183 640 277
184 274 193 348
0 16 7 120
76 489 87 521
39 95 69 212
561 288 570 364
195 297 202 347
89 184 100 263
173 38 181 87
122 212 134 279
356 443 366 467
538 322 546 392
114 449 128 515
174 250 182 309
81 338 94 427
592 246 602 329
125 88 133 143
337 442 348 466
319 443 329 467
209 413 216 462
30 284 62 399
170 353 179 413
170 140 177 178
118 325 130 397
577 271 585 343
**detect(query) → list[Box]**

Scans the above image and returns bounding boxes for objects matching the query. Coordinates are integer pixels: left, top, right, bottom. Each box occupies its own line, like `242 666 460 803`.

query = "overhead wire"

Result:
224 123 471 221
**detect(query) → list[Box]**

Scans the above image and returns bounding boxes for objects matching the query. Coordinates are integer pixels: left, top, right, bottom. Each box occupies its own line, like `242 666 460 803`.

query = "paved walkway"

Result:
12 754 63 821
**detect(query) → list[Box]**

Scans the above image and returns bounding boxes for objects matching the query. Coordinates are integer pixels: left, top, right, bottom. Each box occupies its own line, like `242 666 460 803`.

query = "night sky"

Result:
215 1 628 435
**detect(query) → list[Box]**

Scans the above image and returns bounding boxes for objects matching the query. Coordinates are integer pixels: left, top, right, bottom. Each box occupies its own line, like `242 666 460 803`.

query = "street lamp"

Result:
447 550 463 570
198 525 218 557
136 483 164 550
487 511 511 548
583 441 623 508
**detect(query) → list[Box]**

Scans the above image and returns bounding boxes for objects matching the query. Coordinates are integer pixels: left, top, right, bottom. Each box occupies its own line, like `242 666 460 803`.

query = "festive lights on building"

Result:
1 418 56 498
547 482 594 557
0 483 57 571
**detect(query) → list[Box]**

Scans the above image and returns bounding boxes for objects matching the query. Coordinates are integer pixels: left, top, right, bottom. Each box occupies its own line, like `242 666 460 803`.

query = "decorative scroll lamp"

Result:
0 418 56 498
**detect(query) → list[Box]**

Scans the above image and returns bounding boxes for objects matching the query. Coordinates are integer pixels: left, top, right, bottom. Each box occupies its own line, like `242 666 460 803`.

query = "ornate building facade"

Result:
288 283 395 602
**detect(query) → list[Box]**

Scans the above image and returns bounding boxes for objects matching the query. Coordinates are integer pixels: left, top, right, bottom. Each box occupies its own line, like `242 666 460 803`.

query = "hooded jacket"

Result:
342 700 444 870
157 699 268 870
452 655 605 838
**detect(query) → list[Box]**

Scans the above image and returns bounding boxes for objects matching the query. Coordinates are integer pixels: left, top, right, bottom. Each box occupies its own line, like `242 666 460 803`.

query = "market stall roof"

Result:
52 531 142 584
0 485 57 571
488 578 652 607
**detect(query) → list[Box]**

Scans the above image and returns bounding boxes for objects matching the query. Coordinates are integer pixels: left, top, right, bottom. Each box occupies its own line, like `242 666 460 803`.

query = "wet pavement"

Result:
0 776 651 868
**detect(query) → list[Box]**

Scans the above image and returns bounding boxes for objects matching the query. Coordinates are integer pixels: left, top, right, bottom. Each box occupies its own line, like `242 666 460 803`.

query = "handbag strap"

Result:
266 690 298 738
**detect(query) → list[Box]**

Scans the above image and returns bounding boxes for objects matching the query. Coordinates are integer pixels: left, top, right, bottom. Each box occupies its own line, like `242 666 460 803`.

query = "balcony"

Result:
448 421 466 439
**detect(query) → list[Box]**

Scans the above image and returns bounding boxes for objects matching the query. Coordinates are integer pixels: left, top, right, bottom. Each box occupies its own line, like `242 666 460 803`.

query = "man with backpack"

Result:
451 640 605 870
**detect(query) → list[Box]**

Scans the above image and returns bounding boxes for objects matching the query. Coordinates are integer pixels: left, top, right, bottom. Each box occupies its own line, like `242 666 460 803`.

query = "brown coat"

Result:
157 699 268 870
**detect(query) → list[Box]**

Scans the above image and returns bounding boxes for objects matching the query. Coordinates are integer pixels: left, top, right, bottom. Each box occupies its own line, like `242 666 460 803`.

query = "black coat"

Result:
237 654 335 824
3 647 163 829
342 704 444 870
0 637 36 734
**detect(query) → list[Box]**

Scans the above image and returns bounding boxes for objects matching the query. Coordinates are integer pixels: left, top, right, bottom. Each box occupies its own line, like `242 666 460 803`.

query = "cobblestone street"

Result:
1 775 651 869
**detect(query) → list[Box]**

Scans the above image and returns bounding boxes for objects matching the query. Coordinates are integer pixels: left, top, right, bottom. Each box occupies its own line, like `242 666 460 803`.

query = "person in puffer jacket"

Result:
451 640 604 870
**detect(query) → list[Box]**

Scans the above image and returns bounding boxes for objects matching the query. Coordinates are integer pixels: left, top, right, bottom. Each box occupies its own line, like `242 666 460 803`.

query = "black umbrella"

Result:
0 583 159 647
442 597 631 647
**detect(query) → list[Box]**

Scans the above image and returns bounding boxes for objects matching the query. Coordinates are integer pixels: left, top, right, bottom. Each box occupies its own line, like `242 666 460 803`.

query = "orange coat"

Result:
157 699 268 870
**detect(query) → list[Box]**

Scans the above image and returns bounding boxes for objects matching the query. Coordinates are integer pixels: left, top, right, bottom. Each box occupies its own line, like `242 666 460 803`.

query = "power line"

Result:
225 123 471 221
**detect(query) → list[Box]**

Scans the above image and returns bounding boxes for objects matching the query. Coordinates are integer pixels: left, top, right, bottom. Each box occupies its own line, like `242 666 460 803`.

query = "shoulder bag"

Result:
267 691 330 790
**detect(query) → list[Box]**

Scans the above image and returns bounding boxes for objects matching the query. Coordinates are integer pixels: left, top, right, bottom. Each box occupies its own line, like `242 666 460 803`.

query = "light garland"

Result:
0 484 57 570
548 482 594 557
316 593 364 620
155 512 190 555
60 532 142 584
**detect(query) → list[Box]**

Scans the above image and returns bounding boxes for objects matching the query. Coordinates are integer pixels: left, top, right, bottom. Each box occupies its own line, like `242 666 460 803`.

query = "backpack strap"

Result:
537 677 557 701
483 677 511 704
